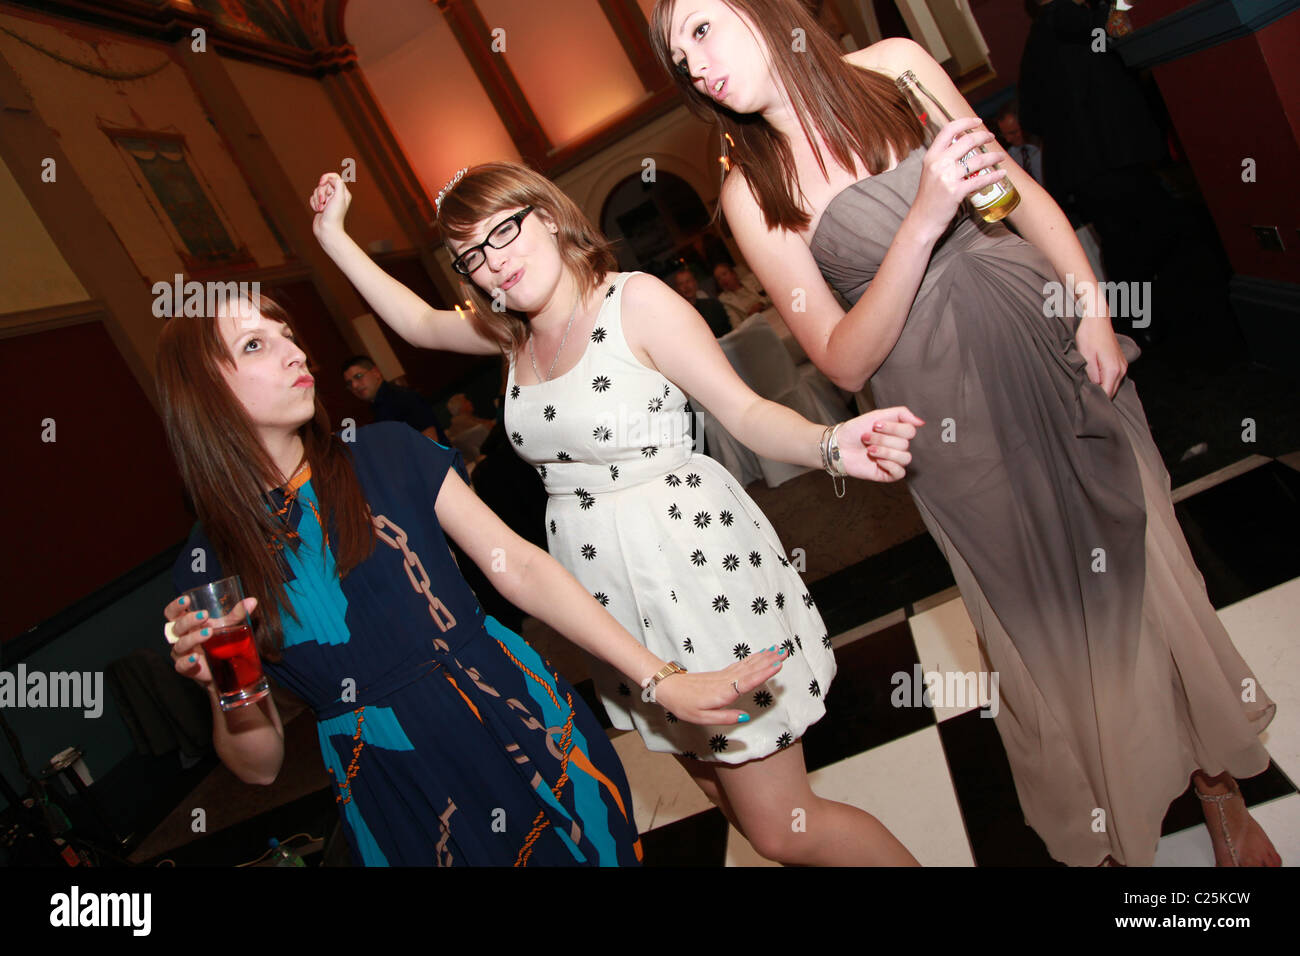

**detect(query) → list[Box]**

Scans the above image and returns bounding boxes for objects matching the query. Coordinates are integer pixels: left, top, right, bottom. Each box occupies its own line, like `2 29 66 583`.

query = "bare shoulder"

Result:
844 37 928 76
621 271 683 318
719 166 764 232
719 166 755 213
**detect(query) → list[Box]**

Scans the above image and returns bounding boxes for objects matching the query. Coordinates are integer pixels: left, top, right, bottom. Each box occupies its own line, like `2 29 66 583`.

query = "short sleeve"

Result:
404 395 441 434
371 421 468 505
171 523 225 597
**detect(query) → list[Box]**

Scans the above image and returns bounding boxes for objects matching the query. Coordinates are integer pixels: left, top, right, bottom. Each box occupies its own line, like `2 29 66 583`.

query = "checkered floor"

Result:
582 453 1300 866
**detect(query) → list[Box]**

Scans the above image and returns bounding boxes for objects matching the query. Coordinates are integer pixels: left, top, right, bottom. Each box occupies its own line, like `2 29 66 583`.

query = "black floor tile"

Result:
573 678 613 730
639 807 730 866
935 709 1059 866
1174 461 1300 608
809 534 955 636
802 621 933 774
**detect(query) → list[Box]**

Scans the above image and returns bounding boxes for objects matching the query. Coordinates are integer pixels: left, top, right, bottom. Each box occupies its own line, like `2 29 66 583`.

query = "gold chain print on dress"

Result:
371 514 457 632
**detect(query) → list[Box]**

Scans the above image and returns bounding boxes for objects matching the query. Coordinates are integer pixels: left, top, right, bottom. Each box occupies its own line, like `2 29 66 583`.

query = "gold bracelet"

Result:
640 660 688 703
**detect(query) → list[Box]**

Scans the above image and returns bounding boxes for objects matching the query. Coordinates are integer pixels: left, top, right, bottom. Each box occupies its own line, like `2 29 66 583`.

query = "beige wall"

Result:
477 0 645 145
0 155 88 313
346 0 520 201
555 103 720 224
224 57 407 251
0 11 286 284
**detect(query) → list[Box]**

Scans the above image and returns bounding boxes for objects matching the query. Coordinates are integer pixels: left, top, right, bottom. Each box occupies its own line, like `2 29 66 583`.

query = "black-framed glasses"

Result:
451 206 534 276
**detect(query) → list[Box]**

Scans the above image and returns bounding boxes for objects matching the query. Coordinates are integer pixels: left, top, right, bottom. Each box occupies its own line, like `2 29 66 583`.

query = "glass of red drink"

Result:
184 575 270 711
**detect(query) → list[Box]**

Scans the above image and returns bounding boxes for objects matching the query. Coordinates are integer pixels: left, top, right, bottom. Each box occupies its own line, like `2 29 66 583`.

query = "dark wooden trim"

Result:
1119 0 1300 69
321 64 437 229
543 87 685 178
599 0 664 92
2 0 359 77
433 0 550 168
0 300 104 339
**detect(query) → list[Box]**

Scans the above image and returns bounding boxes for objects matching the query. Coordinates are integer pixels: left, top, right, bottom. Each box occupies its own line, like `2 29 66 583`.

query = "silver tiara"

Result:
436 167 468 214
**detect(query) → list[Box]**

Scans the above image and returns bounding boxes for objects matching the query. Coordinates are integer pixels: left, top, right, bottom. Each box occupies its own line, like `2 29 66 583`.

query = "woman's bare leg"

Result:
679 742 919 866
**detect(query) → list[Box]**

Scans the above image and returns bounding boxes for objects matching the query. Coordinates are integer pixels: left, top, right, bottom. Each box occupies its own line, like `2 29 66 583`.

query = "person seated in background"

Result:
670 266 731 338
994 102 1045 187
712 261 771 329
444 393 496 465
342 355 448 444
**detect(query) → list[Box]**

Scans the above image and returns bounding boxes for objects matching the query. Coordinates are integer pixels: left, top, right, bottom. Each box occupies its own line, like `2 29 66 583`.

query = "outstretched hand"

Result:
308 171 352 240
653 646 788 725
835 406 924 482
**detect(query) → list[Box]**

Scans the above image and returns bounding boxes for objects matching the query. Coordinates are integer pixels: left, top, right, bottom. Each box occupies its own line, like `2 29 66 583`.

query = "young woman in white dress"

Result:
310 162 923 865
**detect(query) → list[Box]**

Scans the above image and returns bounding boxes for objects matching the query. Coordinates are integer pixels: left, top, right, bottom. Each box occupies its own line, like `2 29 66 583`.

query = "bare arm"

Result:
726 40 1009 392
166 597 286 786
624 274 920 481
433 465 785 723
309 173 499 357
854 40 1126 395
724 169 936 393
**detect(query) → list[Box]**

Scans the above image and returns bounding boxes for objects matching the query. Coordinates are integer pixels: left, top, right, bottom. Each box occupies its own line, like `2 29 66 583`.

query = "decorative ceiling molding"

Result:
3 0 356 76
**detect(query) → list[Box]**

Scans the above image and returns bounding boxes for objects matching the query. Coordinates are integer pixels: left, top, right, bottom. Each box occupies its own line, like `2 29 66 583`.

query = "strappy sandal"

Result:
1195 785 1242 866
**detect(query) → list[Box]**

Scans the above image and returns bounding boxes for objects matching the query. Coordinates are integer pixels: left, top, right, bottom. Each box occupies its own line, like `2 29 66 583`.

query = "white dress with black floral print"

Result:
504 272 835 763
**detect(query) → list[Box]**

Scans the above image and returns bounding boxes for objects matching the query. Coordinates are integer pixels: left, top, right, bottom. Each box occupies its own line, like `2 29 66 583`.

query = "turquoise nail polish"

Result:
737 714 751 723
200 627 210 637
188 655 196 663
196 610 206 621
178 596 187 606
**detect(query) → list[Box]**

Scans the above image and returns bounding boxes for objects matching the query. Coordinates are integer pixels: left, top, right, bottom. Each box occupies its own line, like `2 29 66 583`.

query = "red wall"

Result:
1148 13 1300 282
0 321 193 641
971 0 1036 101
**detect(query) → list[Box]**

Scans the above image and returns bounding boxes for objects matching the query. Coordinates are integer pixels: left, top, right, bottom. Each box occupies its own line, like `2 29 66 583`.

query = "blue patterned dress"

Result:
172 422 642 866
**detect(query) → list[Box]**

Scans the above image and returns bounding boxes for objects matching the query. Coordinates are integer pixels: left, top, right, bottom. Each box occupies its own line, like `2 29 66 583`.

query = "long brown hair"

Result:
650 0 924 232
155 294 374 659
436 162 618 355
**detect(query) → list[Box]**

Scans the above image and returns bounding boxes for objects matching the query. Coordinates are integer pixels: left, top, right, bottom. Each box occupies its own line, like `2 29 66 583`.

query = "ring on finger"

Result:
959 155 970 177
731 679 740 694
164 620 180 645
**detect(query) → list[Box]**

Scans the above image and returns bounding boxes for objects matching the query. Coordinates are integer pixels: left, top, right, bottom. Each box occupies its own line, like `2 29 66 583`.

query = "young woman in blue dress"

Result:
155 292 789 866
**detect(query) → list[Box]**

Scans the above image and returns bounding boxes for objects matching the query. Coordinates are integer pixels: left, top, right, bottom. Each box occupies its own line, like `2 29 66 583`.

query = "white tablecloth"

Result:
694 315 853 487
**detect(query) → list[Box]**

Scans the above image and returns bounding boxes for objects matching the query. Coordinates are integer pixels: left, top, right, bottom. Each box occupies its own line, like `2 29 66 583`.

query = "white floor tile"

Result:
1153 792 1300 867
829 608 906 649
1170 454 1271 503
906 596 991 723
723 726 974 867
610 730 717 834
1216 577 1300 791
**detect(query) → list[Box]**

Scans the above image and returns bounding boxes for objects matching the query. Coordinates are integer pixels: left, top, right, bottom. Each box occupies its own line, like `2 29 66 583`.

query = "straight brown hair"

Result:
436 162 618 355
650 0 924 232
155 294 374 659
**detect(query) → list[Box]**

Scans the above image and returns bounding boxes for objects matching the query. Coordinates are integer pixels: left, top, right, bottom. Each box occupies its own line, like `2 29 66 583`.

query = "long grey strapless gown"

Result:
811 148 1275 866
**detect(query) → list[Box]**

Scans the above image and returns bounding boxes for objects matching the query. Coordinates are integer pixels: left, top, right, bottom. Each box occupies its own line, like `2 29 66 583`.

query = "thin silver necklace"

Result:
528 293 581 382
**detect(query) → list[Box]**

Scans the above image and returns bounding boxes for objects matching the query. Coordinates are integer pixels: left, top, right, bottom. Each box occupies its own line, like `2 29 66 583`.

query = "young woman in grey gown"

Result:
651 0 1280 867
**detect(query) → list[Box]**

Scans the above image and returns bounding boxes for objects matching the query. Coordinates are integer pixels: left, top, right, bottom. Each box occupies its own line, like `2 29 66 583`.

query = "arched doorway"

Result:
599 170 715 276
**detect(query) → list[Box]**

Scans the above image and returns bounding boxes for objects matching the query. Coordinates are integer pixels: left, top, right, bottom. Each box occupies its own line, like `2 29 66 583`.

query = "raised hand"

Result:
910 117 1008 243
834 405 924 482
308 171 352 241
653 646 788 725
